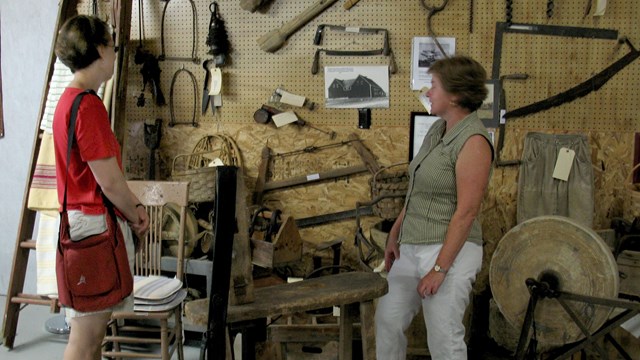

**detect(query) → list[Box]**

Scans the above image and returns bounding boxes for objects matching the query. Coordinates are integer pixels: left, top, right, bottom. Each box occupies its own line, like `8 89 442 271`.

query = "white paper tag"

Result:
345 27 360 33
279 90 306 107
306 173 320 181
272 111 299 127
209 68 222 95
500 109 506 124
552 147 575 181
594 0 607 16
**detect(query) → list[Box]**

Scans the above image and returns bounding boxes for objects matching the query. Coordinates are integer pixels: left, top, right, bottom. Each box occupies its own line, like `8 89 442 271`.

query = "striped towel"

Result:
134 289 187 312
133 275 183 300
39 59 73 133
28 133 60 211
36 211 60 295
39 58 105 133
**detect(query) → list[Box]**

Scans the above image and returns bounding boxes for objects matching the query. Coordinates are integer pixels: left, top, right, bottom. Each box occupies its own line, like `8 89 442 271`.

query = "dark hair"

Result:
428 56 488 112
55 15 111 73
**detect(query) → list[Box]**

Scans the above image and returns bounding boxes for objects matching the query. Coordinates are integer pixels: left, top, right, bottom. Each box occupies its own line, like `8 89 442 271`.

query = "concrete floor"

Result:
0 295 204 359
1 294 517 359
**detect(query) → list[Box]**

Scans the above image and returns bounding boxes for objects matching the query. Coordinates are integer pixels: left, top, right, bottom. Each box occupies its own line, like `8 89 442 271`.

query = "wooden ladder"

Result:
1 0 133 349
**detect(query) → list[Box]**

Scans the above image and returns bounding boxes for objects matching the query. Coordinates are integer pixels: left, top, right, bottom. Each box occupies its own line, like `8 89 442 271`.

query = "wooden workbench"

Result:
186 271 388 359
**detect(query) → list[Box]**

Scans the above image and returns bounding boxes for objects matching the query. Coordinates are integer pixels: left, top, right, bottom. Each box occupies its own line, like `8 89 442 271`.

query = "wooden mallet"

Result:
257 0 340 53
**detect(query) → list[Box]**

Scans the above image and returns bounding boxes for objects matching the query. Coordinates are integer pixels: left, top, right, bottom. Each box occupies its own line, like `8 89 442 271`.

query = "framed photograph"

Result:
410 37 456 90
409 112 439 160
478 79 501 128
324 66 390 108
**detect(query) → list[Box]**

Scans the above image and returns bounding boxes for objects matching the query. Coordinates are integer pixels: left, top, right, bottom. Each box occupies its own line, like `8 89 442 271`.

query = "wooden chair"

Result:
102 181 189 360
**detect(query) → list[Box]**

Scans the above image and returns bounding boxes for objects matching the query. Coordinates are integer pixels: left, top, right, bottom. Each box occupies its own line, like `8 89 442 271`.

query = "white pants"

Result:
375 242 482 360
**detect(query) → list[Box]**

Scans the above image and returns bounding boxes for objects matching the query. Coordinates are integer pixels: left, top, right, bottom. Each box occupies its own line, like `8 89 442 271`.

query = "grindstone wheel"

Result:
489 216 618 346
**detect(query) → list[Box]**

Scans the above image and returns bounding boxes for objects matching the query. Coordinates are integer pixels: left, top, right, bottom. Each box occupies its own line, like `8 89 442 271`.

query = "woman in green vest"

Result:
375 56 494 359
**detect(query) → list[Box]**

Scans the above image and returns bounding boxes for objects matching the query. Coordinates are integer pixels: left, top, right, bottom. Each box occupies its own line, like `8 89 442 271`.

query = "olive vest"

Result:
399 112 494 246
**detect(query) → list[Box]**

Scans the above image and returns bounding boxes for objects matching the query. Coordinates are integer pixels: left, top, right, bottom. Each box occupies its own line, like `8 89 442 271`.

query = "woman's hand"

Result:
417 269 446 298
130 205 149 238
384 235 400 272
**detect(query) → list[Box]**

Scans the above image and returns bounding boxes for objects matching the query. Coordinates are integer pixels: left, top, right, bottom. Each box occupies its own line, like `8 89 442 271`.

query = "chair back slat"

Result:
127 181 190 279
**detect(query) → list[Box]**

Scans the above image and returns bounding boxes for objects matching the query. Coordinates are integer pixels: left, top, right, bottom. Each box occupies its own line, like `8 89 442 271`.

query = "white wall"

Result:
0 0 58 294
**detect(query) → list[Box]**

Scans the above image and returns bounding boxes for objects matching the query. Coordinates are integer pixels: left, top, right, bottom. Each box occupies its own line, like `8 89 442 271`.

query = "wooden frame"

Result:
409 112 438 161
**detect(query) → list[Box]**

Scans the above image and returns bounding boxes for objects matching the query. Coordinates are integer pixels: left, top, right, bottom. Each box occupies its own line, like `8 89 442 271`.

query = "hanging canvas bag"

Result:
55 90 133 312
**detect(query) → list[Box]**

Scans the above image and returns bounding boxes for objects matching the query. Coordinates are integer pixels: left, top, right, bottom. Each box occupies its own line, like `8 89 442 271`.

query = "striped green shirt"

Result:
399 112 493 246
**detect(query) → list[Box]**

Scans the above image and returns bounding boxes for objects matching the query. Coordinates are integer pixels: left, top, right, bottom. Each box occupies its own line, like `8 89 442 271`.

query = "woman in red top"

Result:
53 15 149 360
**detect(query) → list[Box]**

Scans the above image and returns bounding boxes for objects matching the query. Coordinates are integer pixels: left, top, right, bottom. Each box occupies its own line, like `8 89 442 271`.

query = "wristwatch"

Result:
433 264 447 274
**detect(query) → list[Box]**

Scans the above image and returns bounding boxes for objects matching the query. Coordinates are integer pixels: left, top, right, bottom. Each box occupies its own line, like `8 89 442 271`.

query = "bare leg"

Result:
64 311 111 360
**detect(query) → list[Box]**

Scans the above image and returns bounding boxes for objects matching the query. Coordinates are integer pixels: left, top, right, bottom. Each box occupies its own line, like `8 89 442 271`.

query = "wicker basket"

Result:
170 135 242 203
624 163 640 219
370 162 409 220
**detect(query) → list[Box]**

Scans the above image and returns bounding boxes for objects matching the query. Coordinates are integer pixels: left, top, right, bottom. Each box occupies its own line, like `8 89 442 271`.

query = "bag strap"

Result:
61 89 98 212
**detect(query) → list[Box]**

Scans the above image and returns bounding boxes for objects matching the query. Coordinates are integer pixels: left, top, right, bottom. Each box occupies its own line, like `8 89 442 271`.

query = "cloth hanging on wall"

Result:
28 133 59 211
36 211 59 295
39 58 105 133
517 132 594 227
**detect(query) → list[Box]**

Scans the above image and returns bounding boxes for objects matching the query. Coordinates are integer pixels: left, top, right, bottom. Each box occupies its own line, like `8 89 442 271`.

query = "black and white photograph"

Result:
324 66 390 108
410 37 456 90
478 79 501 128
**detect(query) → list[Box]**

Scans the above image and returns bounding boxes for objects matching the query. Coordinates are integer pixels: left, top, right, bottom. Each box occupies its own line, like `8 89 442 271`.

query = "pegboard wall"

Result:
124 0 473 129
119 0 638 133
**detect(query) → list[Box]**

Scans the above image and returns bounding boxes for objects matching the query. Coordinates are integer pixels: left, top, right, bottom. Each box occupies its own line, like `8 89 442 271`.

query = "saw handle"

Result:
258 0 340 52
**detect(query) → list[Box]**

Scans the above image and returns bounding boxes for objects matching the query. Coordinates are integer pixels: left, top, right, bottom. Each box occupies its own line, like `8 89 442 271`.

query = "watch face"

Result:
434 265 442 272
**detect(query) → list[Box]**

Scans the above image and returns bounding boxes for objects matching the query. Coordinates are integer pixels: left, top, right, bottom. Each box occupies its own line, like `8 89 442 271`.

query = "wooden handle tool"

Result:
240 0 265 12
258 0 340 53
343 0 361 10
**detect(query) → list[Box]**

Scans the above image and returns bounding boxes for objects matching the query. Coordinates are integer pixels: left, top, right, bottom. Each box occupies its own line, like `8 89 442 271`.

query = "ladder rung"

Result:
104 336 163 344
12 294 57 306
19 240 37 249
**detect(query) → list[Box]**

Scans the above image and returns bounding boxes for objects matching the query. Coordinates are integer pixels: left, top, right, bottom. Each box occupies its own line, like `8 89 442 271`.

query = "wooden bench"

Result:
186 271 388 359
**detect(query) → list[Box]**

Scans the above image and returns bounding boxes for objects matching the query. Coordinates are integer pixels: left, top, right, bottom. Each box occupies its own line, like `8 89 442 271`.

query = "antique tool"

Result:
201 59 222 115
504 37 639 119
252 134 379 205
168 67 198 127
420 0 450 58
258 0 340 53
271 86 315 110
490 216 640 359
505 0 513 25
240 0 268 12
343 0 361 10
546 0 554 18
159 0 200 64
490 22 625 166
143 119 162 180
312 48 397 74
206 2 230 65
134 0 165 106
314 24 391 56
254 104 336 139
